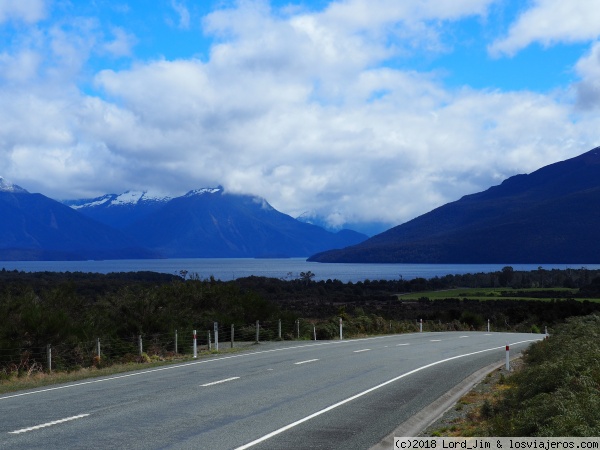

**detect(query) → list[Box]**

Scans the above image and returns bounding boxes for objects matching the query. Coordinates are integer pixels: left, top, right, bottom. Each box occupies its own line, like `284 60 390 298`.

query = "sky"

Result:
1 0 600 235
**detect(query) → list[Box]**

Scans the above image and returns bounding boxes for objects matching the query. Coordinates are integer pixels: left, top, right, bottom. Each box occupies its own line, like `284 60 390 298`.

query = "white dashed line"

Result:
294 359 319 365
430 339 441 342
9 414 90 434
396 343 410 346
201 377 240 387
353 349 371 353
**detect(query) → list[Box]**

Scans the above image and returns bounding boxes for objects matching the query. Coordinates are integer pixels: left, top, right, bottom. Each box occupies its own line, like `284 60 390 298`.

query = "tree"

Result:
299 271 315 285
499 266 514 287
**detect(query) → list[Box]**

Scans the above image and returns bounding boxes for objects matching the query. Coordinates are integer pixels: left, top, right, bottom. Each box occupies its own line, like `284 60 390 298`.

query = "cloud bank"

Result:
0 0 599 233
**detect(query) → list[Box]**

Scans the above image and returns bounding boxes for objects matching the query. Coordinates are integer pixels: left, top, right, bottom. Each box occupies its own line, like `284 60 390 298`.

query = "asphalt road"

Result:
0 332 542 449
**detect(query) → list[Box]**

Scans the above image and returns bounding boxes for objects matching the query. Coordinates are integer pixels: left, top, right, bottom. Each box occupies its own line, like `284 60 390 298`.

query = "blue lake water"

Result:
0 258 597 283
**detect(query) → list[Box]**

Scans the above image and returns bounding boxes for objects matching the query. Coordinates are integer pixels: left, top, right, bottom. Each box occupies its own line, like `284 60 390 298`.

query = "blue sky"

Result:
1 0 600 234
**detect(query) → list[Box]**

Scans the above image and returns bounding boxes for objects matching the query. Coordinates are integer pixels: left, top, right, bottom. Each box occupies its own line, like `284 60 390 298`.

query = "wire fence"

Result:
0 317 487 378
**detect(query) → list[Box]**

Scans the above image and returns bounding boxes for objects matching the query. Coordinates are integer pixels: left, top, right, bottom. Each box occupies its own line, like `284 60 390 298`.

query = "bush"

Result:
487 314 600 436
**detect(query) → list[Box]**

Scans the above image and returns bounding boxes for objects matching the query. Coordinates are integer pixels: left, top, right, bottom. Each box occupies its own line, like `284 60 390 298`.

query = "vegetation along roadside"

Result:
422 314 600 437
2 267 600 397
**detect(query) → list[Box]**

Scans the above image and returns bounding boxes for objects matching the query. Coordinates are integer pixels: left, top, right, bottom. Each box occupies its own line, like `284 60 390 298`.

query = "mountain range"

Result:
308 146 600 264
0 181 367 260
0 178 155 261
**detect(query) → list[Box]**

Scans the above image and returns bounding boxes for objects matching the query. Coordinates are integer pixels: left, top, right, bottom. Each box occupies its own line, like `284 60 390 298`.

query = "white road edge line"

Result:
353 349 371 353
294 359 319 365
201 377 240 387
0 336 393 401
234 338 541 450
9 414 90 434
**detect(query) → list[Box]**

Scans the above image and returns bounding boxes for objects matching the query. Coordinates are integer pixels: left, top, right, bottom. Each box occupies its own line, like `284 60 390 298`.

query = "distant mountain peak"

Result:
184 186 223 197
112 190 172 205
0 176 28 193
68 190 172 209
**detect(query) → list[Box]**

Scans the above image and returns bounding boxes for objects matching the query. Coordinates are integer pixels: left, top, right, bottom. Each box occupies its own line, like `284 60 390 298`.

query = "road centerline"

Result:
200 377 240 387
9 414 90 435
294 359 319 365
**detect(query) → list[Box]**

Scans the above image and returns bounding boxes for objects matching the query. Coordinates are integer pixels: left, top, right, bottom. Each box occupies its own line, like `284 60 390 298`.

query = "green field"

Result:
398 287 600 302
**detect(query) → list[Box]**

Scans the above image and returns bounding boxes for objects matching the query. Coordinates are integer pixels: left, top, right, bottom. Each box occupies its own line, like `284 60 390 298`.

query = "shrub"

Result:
487 314 600 436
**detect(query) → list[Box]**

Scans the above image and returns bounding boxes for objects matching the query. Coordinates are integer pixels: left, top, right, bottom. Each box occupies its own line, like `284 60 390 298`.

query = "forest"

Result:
1 266 600 377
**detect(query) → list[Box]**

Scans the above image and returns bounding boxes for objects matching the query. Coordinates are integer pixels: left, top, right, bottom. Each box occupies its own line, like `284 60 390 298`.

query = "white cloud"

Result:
574 41 600 110
102 27 137 58
171 0 191 29
489 0 600 57
0 0 46 24
0 0 598 229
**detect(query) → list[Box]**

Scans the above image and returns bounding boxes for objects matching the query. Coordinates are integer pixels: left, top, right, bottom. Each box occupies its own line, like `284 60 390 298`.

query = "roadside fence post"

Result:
339 317 343 341
138 335 143 357
296 319 300 339
175 329 178 354
313 324 316 341
255 320 260 343
487 319 490 332
278 319 282 340
505 343 510 371
231 324 234 348
419 319 423 333
545 326 548 338
193 330 197 358
47 344 52 373
214 322 219 351
208 331 212 351
96 338 101 359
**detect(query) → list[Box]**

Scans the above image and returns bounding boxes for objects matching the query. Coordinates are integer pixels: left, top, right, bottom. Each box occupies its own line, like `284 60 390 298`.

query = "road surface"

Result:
0 332 542 449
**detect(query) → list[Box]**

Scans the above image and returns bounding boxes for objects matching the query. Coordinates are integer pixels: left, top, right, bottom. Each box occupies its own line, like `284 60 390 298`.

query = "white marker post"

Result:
193 330 197 358
313 325 316 341
505 343 510 371
214 322 219 351
419 319 423 333
487 319 490 332
339 317 343 341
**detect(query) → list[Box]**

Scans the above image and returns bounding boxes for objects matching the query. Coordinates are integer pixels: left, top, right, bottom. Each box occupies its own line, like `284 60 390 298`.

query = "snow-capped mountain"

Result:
0 176 28 194
63 190 173 229
65 186 368 258
66 190 172 209
0 181 155 261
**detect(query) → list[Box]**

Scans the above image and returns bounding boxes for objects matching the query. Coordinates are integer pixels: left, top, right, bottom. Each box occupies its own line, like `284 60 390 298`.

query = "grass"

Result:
425 362 521 437
0 347 244 395
398 287 600 302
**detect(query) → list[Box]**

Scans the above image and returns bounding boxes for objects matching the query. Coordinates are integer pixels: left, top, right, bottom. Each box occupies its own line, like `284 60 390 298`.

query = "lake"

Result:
0 258 597 282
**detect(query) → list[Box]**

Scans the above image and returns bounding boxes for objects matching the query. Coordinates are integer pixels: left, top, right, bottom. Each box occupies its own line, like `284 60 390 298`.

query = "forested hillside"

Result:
1 267 600 377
